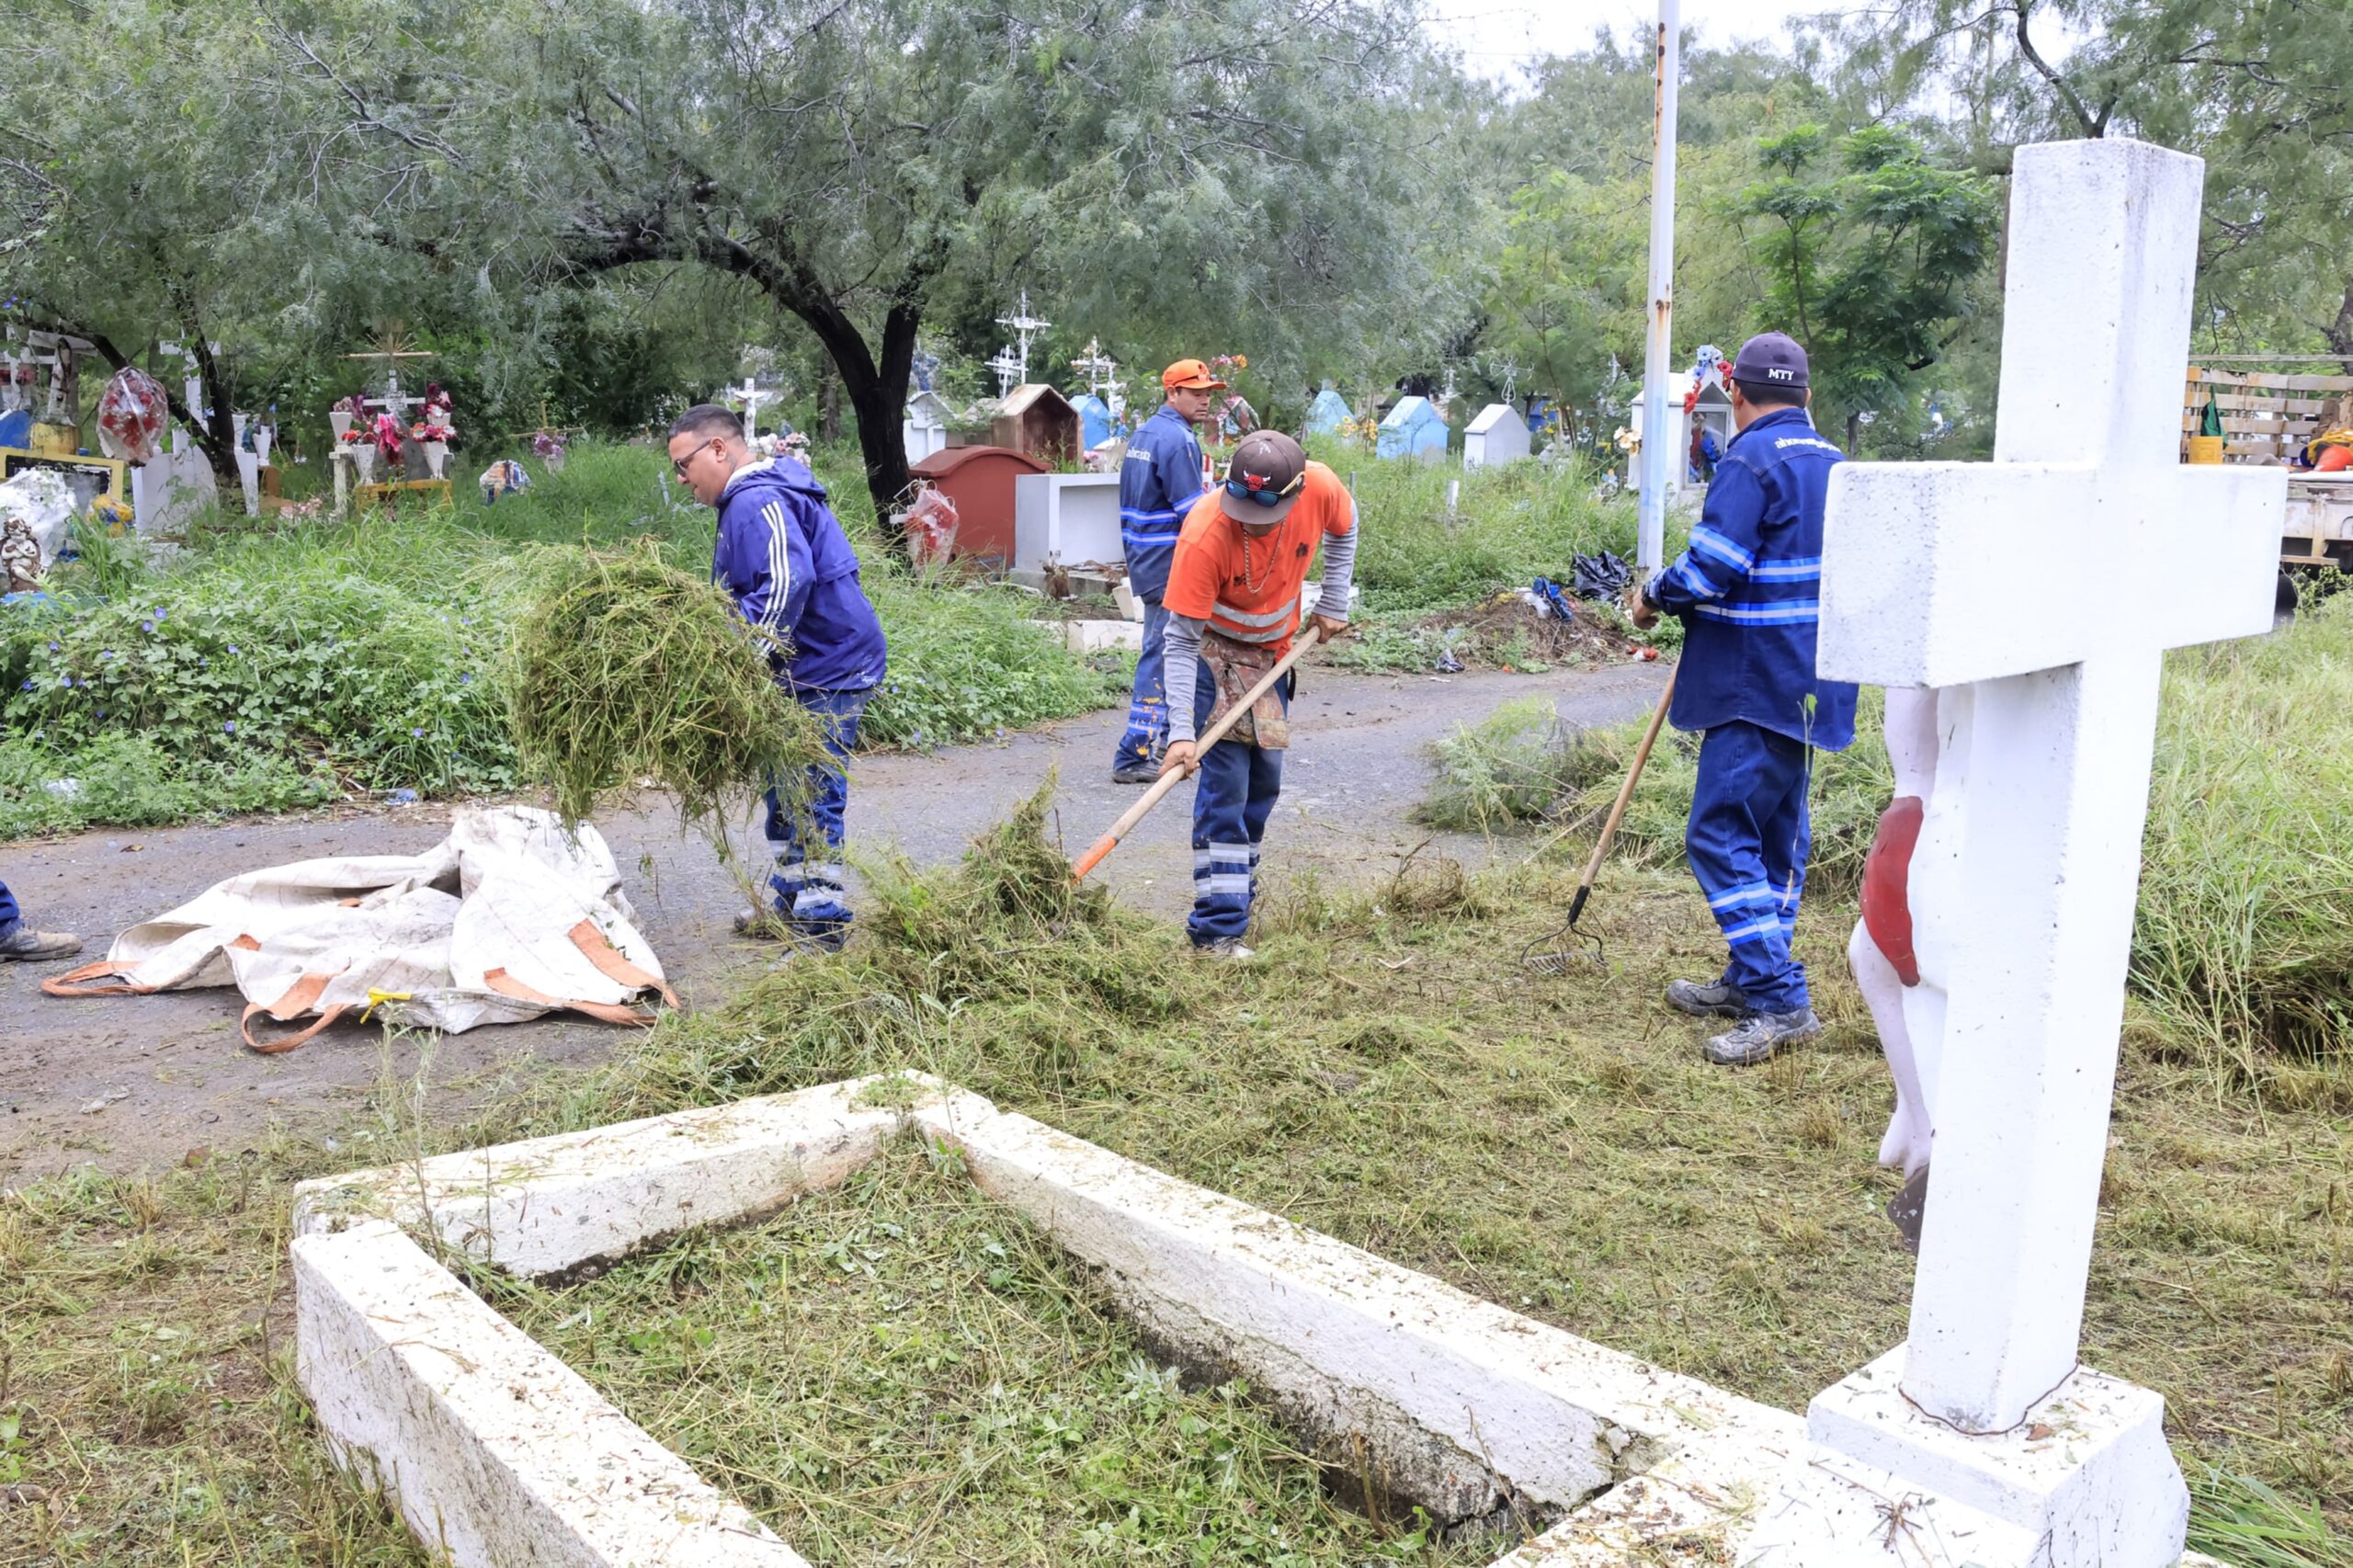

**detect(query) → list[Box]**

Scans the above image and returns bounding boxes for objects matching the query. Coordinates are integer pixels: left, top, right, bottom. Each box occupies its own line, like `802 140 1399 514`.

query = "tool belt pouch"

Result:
1203 632 1290 750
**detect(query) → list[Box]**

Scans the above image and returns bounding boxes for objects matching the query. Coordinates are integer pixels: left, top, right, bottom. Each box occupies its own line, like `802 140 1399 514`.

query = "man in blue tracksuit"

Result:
0 878 82 960
1631 333 1858 1065
1111 358 1222 782
666 404 889 950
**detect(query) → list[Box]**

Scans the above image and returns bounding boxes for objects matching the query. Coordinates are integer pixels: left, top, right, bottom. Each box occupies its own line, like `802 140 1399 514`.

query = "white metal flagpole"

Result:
1636 0 1682 574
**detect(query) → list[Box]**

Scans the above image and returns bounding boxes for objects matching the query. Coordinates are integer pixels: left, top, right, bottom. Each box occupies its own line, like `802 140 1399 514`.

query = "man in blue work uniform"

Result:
1631 333 1858 1065
666 404 890 951
1111 358 1222 783
0 878 82 960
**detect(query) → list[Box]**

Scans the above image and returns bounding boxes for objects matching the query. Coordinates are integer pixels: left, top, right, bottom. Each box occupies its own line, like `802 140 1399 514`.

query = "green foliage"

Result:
1334 448 1640 613
2188 1468 2353 1568
1731 125 2000 439
860 575 1130 750
1415 697 1578 832
0 442 1124 835
507 546 829 831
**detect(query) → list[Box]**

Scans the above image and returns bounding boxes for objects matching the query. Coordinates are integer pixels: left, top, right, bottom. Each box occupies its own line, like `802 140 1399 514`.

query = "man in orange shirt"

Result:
1159 431 1356 957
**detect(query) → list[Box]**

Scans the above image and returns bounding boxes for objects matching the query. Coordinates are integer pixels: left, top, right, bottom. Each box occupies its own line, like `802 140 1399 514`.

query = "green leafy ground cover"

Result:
2 802 2347 1563
0 443 1125 837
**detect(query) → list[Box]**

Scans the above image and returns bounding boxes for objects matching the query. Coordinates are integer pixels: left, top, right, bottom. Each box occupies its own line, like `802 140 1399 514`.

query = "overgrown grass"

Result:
0 443 1124 837
1506 597 2353 1081
491 1143 1471 1564
3 803 2345 1562
1415 696 1583 833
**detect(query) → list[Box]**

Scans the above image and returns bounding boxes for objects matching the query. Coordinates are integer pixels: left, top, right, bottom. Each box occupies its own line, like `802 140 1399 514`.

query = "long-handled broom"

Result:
1522 665 1678 974
1070 627 1323 882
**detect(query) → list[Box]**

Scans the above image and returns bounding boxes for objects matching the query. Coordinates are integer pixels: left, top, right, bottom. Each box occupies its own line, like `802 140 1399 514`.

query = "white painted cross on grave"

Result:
1787 137 2284 1568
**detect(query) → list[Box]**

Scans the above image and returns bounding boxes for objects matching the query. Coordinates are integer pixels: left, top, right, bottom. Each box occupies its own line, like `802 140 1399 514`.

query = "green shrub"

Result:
860 571 1129 749
1416 696 1582 832
1315 446 1644 613
0 441 1127 835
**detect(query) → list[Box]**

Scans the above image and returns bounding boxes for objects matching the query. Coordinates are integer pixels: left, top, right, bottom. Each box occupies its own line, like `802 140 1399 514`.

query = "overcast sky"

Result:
1427 0 1845 84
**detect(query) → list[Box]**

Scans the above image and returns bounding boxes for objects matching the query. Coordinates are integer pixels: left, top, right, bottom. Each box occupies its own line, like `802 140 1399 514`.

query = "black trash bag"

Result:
1571 550 1633 601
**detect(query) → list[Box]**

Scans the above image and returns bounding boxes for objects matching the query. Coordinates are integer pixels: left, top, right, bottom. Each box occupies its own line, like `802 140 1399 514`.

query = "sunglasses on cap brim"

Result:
1223 472 1304 508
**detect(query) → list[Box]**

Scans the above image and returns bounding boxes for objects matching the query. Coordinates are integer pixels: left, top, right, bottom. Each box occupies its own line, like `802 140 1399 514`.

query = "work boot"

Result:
0 926 84 962
1702 1007 1821 1066
1111 762 1160 785
1665 977 1750 1018
1197 937 1255 962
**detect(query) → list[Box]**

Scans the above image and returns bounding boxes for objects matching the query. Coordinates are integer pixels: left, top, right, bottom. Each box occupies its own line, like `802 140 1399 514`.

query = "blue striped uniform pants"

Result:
1684 721 1813 1013
1113 598 1171 769
1187 658 1290 947
759 686 872 937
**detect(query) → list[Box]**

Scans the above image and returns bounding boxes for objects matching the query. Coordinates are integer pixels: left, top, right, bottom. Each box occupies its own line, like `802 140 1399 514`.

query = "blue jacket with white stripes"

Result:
712 458 889 693
1643 405 1857 751
1118 403 1206 601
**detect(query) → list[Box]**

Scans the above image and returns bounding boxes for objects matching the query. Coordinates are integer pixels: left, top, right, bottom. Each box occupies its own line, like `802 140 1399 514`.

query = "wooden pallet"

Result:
2182 365 2353 465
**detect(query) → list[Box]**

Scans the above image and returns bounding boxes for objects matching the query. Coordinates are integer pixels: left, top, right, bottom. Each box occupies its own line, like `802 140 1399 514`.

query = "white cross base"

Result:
1753 138 2283 1568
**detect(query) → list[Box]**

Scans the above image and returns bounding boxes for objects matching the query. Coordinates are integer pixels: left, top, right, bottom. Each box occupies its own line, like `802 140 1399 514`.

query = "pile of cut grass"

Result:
506 543 828 832
488 1142 1472 1565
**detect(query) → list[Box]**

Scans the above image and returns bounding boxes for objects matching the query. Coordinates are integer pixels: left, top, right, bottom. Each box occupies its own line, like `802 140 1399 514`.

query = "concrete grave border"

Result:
290 1075 2228 1567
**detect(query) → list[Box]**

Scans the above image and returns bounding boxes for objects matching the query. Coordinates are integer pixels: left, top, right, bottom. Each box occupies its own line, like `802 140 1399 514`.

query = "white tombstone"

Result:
1461 403 1529 470
1758 138 2284 1568
904 390 955 463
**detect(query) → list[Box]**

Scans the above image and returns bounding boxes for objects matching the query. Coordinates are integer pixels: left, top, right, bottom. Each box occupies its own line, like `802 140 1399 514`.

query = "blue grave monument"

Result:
1305 381 1353 437
1376 394 1448 461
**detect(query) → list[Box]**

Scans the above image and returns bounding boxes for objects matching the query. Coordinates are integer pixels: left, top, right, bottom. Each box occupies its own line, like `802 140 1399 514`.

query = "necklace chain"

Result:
1240 521 1269 594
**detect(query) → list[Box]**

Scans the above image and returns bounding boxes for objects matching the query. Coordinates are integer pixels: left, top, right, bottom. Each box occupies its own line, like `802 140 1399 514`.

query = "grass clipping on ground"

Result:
488 1142 1473 1565
507 545 827 830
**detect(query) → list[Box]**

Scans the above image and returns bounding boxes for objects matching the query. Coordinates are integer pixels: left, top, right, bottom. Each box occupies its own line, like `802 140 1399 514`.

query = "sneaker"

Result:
1197 938 1255 962
1111 763 1161 785
0 926 84 962
1665 977 1751 1018
1702 1006 1821 1066
732 905 782 937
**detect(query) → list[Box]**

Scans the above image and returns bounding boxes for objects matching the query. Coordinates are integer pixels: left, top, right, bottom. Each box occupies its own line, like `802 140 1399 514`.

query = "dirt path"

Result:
0 660 1669 1186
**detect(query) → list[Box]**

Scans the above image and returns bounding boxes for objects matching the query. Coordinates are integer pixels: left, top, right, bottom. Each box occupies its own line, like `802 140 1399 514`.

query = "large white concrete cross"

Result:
1818 140 2283 1437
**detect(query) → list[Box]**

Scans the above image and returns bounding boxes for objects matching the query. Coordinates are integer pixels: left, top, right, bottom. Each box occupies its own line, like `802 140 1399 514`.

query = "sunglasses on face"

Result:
671 438 718 476
1223 472 1303 508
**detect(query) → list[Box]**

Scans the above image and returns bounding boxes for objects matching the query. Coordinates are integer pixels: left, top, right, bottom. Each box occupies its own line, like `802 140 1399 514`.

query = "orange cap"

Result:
1163 358 1228 392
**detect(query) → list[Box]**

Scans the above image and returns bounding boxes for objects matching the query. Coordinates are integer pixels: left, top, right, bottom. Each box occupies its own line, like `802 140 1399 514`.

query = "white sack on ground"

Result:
43 806 676 1050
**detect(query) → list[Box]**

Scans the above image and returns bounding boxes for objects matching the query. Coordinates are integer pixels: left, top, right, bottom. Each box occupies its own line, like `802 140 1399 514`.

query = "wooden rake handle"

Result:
1565 665 1678 927
1071 627 1323 882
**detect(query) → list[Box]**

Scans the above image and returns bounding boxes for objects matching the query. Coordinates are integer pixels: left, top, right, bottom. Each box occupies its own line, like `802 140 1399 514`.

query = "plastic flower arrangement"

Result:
530 428 566 460
371 411 405 461
336 394 369 442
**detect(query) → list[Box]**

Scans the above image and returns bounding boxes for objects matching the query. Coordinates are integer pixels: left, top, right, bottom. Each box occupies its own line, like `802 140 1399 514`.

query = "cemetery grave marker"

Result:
1771 135 2285 1568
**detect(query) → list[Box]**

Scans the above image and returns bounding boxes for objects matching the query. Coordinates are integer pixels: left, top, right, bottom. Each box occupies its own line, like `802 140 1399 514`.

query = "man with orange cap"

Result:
1111 358 1224 783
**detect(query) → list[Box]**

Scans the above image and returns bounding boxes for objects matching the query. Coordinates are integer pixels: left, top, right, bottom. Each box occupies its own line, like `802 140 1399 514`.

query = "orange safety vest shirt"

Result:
1163 460 1355 657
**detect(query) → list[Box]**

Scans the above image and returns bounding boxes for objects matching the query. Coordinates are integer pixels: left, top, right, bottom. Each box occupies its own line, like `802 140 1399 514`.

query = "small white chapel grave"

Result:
1464 402 1531 470
1761 136 2283 1566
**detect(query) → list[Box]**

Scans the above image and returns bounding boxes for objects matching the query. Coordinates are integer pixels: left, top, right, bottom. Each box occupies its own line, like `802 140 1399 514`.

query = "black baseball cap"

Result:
1731 332 1809 391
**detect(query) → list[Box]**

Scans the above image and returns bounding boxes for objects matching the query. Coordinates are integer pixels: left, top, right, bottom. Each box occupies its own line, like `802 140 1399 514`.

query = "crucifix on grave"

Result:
985 344 1026 401
994 289 1051 384
726 376 778 444
1781 138 2284 1567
